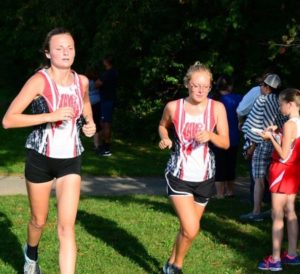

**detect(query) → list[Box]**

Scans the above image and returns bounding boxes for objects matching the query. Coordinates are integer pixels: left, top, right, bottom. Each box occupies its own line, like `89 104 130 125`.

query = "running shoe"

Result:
23 245 41 274
239 212 264 222
281 251 300 265
162 261 171 273
257 255 282 271
167 264 183 274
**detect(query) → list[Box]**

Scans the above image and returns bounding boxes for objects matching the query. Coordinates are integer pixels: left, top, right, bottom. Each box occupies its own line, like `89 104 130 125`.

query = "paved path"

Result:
0 175 251 200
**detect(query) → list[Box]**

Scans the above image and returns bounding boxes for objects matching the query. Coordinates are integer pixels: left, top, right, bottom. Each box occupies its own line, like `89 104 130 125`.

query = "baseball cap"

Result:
263 74 281 89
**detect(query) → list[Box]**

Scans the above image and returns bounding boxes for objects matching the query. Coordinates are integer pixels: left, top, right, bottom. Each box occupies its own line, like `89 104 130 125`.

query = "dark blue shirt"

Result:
100 68 118 101
220 93 243 147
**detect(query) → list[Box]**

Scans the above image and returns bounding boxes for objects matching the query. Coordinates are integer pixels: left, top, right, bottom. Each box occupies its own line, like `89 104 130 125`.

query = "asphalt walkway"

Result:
0 175 251 200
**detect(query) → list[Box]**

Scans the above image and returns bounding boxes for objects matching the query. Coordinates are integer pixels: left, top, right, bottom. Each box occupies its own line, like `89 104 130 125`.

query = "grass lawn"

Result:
0 126 170 176
0 85 248 177
0 126 248 177
0 87 170 177
0 195 299 274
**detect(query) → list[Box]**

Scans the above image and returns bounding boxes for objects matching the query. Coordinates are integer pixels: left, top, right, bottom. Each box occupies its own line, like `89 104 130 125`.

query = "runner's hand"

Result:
82 117 96 137
195 130 210 143
50 107 75 122
159 138 172 149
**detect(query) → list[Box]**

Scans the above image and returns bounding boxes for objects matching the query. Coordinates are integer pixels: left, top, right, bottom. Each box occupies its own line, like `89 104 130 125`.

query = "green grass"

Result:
0 85 248 177
0 87 170 176
0 126 248 177
0 129 170 176
81 138 169 176
0 195 299 274
0 125 248 177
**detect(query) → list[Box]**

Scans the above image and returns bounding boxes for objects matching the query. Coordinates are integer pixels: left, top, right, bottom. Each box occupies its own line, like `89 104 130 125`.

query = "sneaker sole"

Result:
162 265 169 274
282 262 300 265
252 218 264 222
240 218 264 222
98 153 112 157
258 267 282 271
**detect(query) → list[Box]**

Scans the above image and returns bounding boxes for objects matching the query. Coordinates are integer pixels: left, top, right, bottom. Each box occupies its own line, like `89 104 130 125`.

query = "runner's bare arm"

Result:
209 101 229 149
262 120 295 160
158 101 174 149
2 74 74 129
80 75 96 137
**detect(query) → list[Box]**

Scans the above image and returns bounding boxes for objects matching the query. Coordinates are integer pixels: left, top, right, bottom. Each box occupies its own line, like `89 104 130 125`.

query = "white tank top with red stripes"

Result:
166 98 216 182
25 69 84 158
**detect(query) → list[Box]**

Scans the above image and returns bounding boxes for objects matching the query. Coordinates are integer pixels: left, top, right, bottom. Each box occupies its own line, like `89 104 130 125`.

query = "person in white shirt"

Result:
236 85 261 121
240 74 284 222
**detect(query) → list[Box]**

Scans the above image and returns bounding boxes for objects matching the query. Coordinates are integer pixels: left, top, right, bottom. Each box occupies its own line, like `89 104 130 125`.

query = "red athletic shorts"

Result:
269 162 300 194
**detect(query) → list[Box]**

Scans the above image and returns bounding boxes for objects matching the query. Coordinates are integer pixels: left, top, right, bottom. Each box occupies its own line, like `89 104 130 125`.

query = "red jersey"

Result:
166 98 216 182
269 117 300 194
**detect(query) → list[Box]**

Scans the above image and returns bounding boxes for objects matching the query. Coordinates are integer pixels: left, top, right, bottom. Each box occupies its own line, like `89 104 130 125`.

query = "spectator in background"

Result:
97 56 118 156
240 74 286 222
237 73 273 206
236 72 274 126
211 75 242 198
86 66 101 150
236 84 261 128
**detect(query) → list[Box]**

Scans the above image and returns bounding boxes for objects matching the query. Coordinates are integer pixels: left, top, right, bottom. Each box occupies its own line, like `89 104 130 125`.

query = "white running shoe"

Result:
23 244 41 274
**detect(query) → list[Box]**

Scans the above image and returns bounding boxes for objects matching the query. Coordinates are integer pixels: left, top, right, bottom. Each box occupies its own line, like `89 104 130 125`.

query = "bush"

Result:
114 97 164 142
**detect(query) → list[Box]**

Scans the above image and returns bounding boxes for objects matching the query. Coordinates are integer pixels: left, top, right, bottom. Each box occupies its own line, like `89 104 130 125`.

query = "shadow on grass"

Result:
76 209 161 273
202 199 300 274
81 138 169 177
203 211 269 250
78 196 277 273
0 211 23 273
80 195 174 216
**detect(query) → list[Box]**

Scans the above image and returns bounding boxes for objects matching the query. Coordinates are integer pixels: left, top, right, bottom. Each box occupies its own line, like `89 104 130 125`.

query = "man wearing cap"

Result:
239 74 286 221
237 74 281 123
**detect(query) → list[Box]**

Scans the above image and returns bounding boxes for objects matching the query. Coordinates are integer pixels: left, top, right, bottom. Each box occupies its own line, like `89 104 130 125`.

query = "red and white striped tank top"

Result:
25 69 84 158
166 98 216 182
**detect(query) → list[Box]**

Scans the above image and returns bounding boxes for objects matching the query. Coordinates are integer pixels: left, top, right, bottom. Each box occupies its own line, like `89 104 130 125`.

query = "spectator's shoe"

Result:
23 245 41 274
258 256 282 271
239 212 264 222
260 209 272 219
281 251 300 265
98 148 112 157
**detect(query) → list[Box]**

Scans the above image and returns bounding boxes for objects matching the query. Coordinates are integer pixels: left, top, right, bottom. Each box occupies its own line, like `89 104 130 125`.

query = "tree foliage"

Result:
1 0 300 139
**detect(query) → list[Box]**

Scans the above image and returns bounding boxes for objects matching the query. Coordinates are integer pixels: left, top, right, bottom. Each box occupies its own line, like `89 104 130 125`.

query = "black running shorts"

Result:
165 172 215 206
25 149 81 183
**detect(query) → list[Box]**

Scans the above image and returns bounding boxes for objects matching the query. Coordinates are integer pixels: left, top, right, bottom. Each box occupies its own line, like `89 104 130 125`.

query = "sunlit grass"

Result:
0 195 299 274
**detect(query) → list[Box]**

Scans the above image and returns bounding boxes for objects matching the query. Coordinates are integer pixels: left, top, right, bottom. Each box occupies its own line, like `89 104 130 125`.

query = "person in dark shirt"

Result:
97 56 118 156
211 75 242 199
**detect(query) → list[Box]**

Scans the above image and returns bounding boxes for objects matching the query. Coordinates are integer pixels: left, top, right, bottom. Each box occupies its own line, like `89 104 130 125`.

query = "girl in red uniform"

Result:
258 88 300 271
